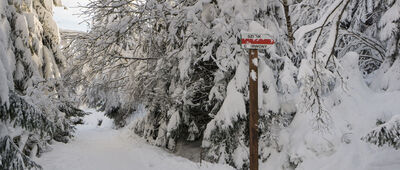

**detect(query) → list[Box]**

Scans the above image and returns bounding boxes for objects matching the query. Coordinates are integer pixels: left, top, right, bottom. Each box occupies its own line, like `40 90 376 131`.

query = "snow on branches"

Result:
363 115 400 149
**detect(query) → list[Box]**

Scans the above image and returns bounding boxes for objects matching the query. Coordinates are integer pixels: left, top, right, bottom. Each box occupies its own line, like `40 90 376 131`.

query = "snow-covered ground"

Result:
35 108 234 170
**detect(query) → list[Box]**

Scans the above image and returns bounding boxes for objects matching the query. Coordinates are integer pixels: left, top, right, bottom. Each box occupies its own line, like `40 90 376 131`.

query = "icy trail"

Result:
35 108 234 170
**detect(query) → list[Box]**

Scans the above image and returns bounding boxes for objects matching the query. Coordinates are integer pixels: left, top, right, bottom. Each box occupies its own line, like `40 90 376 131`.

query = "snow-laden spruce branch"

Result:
339 30 386 61
363 115 400 149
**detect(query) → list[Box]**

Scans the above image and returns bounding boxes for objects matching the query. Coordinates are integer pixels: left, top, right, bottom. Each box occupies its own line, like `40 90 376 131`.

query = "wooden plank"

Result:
249 49 259 170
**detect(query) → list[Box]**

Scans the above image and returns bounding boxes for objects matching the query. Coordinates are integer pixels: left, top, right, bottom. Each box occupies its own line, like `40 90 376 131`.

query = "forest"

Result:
1 0 400 169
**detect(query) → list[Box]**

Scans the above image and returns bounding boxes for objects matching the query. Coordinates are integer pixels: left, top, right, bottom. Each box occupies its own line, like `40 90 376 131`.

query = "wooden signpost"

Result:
241 32 274 170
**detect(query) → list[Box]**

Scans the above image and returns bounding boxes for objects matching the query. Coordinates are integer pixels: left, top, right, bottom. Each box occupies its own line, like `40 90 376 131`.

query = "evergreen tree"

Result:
0 0 85 169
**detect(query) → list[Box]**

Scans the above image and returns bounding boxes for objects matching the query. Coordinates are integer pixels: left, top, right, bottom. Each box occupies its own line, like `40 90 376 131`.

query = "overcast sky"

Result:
54 0 89 32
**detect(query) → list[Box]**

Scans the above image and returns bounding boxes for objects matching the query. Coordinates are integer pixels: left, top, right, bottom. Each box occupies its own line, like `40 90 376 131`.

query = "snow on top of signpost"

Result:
241 21 273 36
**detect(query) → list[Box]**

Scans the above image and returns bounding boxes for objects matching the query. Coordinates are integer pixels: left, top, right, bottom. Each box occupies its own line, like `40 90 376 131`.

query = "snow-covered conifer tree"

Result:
0 1 85 169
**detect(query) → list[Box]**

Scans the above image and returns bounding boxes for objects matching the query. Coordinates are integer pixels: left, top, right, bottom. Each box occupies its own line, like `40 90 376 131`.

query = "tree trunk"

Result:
283 0 294 44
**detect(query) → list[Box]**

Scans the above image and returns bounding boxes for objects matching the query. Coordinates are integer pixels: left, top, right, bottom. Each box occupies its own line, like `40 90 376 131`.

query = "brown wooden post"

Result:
249 49 259 170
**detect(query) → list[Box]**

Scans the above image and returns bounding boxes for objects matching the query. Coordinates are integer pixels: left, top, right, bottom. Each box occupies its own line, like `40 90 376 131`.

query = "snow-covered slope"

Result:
262 52 400 170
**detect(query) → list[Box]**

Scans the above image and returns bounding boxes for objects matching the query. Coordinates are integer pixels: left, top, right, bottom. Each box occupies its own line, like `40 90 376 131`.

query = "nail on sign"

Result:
241 33 275 49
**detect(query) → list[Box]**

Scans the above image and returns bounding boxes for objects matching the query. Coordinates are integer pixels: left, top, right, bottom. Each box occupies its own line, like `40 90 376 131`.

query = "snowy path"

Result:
35 108 234 170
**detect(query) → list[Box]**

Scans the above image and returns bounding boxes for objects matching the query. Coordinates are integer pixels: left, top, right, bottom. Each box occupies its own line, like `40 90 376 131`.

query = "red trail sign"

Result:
241 33 275 49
